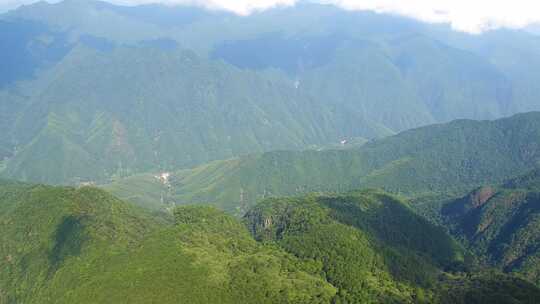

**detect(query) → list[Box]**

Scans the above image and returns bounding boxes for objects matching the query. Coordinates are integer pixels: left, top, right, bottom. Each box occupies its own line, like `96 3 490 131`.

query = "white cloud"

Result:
325 0 540 33
2 0 540 33
108 0 297 15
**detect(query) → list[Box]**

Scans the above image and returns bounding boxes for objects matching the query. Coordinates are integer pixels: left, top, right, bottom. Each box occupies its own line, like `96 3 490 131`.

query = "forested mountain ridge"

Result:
0 180 337 303
4 45 382 184
106 112 540 214
442 169 540 285
245 190 540 303
4 180 539 303
2 0 540 184
3 1 540 303
244 190 467 303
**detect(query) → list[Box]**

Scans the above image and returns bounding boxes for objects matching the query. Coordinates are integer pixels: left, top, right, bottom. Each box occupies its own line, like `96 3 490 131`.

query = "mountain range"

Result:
4 180 540 303
2 1 540 303
2 0 540 184
105 112 540 214
442 169 540 285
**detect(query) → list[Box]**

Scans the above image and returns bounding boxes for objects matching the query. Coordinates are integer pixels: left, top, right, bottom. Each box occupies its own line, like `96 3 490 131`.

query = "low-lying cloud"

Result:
4 0 540 33
326 0 540 33
110 0 296 15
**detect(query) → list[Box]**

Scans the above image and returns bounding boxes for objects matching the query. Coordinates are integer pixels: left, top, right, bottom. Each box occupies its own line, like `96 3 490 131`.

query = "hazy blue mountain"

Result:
1 44 403 184
0 19 71 88
2 0 540 185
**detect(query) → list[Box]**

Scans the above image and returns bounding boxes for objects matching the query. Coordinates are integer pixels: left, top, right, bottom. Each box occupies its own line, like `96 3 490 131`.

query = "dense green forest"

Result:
441 169 540 285
244 190 467 303
2 1 540 303
3 180 539 303
106 112 540 214
0 181 336 303
2 0 540 184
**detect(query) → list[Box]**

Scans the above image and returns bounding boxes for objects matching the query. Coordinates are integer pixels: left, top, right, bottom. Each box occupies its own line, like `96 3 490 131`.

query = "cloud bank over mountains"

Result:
3 0 540 33
327 0 540 33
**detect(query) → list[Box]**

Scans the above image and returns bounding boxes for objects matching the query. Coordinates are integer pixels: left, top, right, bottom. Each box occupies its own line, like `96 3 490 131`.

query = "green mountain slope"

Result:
435 29 540 114
3 180 540 303
244 190 540 303
3 1 540 185
106 112 540 214
6 0 168 43
0 181 336 303
438 272 540 304
1 44 401 185
442 169 540 285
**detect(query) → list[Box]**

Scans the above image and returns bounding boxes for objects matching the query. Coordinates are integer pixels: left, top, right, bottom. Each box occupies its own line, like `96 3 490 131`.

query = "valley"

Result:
1 1 540 303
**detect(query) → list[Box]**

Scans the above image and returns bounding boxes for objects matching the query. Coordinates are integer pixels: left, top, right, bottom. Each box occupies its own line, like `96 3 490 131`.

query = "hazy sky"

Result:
2 0 540 33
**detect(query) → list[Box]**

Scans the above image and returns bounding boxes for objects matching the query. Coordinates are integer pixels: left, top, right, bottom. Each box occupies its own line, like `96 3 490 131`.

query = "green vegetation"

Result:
245 190 467 303
438 273 540 304
2 1 540 185
3 180 540 303
107 112 540 214
0 181 336 303
2 46 361 184
102 173 171 210
441 169 540 285
3 2 540 302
